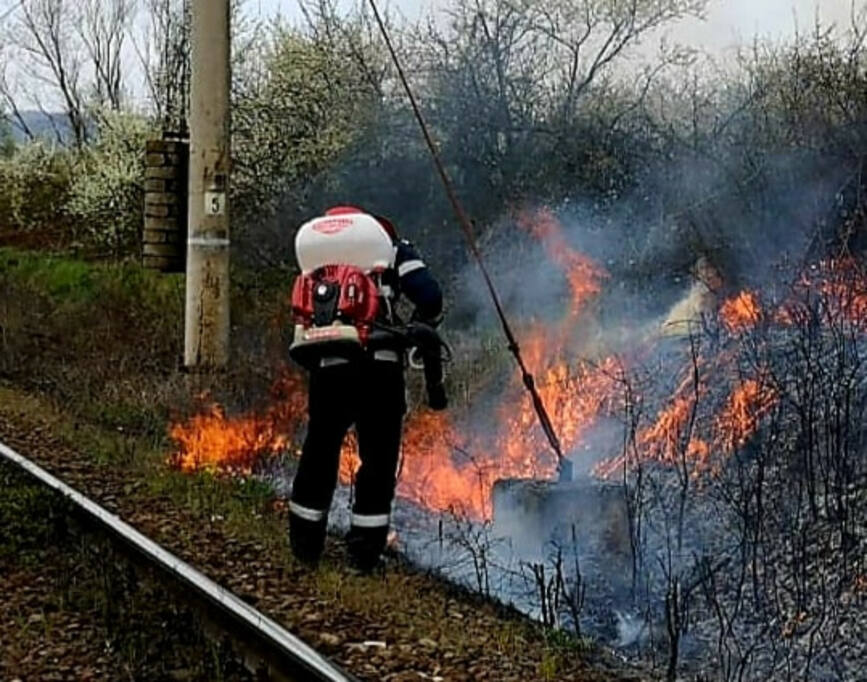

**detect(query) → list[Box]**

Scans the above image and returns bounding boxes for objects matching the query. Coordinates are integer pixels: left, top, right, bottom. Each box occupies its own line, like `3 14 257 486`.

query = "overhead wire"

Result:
365 0 570 480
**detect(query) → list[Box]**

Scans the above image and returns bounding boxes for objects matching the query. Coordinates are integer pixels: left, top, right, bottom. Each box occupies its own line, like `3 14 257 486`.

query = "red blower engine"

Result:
289 264 380 369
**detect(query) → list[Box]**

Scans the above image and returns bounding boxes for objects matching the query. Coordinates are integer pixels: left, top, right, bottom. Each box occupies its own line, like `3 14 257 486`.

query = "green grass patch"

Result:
0 246 183 310
79 399 171 441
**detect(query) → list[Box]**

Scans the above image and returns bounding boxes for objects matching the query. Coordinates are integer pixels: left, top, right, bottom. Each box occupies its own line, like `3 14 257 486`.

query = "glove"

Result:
426 380 448 411
407 322 449 410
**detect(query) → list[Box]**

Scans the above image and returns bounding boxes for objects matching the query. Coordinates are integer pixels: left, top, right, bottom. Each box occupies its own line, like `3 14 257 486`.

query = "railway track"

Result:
0 440 359 682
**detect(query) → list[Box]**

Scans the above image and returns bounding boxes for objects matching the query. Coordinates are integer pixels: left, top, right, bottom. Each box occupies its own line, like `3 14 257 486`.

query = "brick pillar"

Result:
142 138 189 272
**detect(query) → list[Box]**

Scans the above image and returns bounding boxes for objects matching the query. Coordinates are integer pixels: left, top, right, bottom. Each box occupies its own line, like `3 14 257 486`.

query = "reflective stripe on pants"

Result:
289 501 326 523
351 512 390 528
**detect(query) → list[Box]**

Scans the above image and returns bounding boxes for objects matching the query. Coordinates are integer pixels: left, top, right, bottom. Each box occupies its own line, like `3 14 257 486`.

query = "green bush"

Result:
64 110 155 258
0 111 152 257
0 143 76 238
231 21 383 235
0 118 14 158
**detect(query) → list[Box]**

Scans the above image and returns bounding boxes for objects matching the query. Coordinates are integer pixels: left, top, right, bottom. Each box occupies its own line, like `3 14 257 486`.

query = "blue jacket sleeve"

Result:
395 240 443 325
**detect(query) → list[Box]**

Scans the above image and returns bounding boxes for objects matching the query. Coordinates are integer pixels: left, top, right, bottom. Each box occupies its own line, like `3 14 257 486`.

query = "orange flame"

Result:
720 291 762 334
168 209 815 521
772 259 867 328
502 356 620 478
169 372 306 474
594 371 711 479
338 412 489 516
395 412 489 516
813 259 867 326
516 207 607 320
714 378 777 451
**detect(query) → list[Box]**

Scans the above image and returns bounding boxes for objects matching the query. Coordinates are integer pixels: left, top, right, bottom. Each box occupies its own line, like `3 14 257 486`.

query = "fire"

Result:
813 258 867 327
339 412 489 516
396 412 488 516
170 207 832 522
638 395 708 468
502 356 620 477
169 372 306 474
594 377 779 480
714 378 777 451
169 404 285 475
516 207 607 319
338 432 360 482
594 290 783 479
720 291 762 333
594 370 711 479
170 208 616 520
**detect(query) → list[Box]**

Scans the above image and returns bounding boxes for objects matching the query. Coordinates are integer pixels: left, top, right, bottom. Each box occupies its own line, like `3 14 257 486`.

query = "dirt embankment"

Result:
0 458 252 681
0 387 642 682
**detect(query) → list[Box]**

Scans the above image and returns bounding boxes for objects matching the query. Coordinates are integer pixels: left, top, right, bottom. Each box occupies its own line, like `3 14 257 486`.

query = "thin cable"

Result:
365 0 567 475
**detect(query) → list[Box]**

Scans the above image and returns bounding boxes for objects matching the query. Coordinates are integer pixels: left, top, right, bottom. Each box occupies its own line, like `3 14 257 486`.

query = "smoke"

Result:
447 138 857 362
383 89 865 671
233 9 867 677
615 610 648 648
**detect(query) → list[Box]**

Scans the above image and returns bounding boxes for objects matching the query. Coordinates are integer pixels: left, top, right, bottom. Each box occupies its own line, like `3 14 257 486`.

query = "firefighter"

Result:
288 206 445 570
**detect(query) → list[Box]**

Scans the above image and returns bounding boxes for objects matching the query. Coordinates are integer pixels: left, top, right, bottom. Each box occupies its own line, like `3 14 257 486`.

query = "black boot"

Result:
346 526 389 573
289 514 327 567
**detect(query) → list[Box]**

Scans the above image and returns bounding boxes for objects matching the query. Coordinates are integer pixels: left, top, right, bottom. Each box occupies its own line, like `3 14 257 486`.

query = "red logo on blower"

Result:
313 217 353 235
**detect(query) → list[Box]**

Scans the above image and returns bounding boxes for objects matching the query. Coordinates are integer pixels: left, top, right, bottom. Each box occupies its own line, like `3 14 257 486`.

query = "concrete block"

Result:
146 165 179 180
150 178 181 194
143 242 182 258
143 255 182 272
145 192 179 206
143 229 169 244
144 179 167 193
146 139 183 154
146 204 171 219
144 217 177 231
146 153 166 166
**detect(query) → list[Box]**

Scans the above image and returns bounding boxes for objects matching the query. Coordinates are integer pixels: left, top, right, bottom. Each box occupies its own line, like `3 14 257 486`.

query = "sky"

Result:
0 0 858 116
253 0 859 55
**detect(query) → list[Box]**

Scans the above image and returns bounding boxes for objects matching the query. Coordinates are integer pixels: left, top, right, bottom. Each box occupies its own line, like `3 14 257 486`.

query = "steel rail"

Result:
0 440 358 682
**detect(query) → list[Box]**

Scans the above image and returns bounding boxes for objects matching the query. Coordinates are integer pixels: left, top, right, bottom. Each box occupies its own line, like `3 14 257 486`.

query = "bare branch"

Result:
77 0 137 111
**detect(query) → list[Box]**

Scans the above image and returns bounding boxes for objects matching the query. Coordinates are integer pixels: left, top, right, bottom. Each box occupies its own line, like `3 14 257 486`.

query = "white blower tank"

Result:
295 210 395 274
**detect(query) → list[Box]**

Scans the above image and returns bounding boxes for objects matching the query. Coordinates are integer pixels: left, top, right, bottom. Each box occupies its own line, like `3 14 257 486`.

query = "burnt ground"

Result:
0 385 644 682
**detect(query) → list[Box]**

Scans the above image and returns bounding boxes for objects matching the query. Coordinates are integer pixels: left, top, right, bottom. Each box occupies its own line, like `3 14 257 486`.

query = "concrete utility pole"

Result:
185 0 231 369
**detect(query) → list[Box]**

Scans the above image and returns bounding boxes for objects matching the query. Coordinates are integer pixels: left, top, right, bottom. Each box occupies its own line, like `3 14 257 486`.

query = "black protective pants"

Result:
289 356 406 569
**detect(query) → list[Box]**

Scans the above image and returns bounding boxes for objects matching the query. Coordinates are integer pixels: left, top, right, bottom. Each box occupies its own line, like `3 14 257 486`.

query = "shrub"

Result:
0 142 76 240
0 111 153 257
64 110 155 258
231 20 384 240
0 118 14 158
